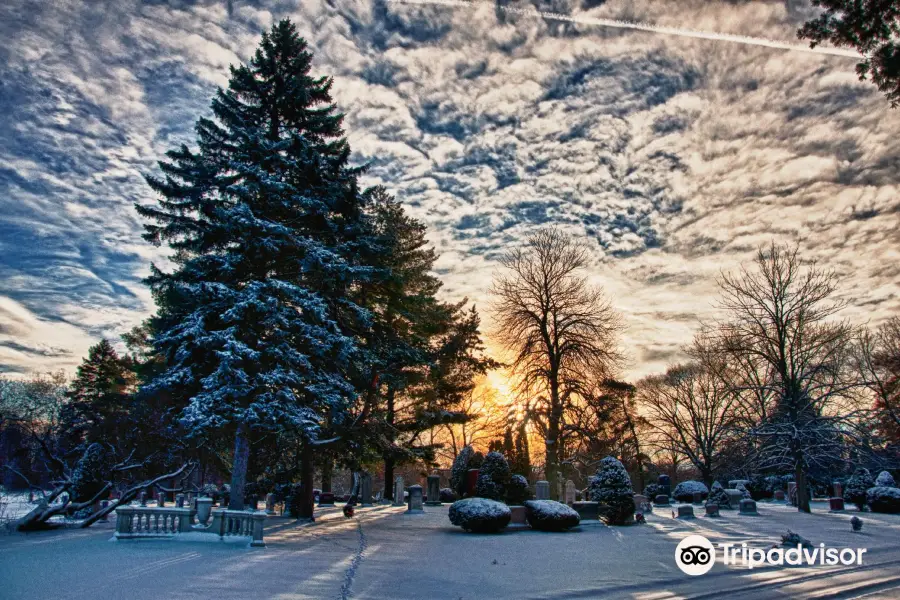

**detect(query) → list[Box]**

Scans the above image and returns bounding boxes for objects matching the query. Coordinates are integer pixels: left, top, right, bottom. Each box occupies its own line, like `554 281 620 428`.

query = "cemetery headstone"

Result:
157 491 165 507
535 480 550 500
774 490 785 502
139 491 147 507
465 469 480 496
633 494 648 512
360 472 373 507
833 482 843 498
175 494 185 508
565 480 577 505
265 493 276 514
705 503 720 517
426 475 441 506
406 485 424 513
676 505 695 519
739 498 758 515
99 500 110 522
318 492 335 506
392 477 405 507
654 494 670 506
829 497 845 512
658 474 671 497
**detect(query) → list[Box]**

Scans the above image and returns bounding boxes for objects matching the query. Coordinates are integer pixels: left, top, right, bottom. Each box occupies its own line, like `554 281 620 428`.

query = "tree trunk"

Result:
321 454 333 494
795 460 811 513
228 421 251 510
297 444 315 520
383 387 396 501
384 457 395 502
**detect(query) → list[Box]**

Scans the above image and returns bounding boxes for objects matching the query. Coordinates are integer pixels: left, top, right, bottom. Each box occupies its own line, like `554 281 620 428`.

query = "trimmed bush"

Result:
672 481 709 503
707 481 731 508
875 471 896 488
524 500 580 531
845 468 875 511
736 483 751 500
746 475 777 500
587 456 635 525
475 451 511 501
448 497 511 533
439 488 458 503
505 474 533 505
866 486 900 514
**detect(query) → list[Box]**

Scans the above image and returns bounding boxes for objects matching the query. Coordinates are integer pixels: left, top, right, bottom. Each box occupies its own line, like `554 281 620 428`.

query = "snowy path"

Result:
1 501 898 599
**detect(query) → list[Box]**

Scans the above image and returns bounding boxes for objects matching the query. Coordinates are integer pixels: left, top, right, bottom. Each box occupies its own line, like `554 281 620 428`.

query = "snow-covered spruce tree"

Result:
588 456 635 525
844 468 875 511
707 481 731 508
475 451 511 501
138 20 377 512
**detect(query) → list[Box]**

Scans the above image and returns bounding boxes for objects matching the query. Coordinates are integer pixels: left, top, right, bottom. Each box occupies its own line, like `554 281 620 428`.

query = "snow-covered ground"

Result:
0 500 898 599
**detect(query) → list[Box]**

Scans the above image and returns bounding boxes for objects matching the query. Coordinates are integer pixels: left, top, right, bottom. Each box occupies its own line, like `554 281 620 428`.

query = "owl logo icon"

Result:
675 535 716 575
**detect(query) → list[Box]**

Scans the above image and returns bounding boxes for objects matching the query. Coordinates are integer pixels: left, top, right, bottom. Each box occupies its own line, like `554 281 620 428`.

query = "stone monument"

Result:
406 485 424 513
360 472 373 507
426 474 441 506
535 480 550 500
564 480 577 505
392 477 405 507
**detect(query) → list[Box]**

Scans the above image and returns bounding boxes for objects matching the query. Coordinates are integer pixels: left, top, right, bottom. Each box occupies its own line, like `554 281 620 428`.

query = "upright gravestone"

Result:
393 477 405 507
739 498 758 515
633 494 649 513
175 494 185 508
833 482 843 498
564 480 577 505
157 491 165 507
99 500 110 522
318 492 335 506
406 485 424 513
426 475 441 506
774 490 786 502
139 491 147 507
265 493 276 515
724 489 742 509
360 472 374 507
676 505 695 519
658 474 671 498
535 480 550 500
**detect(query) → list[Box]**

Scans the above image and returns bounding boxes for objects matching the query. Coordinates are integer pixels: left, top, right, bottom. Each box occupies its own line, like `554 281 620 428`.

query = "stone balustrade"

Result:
114 506 193 539
115 505 266 547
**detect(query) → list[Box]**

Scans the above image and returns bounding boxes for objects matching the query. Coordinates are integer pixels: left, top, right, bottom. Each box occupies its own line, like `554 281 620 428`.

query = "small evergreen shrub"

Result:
866 486 900 514
524 500 580 531
781 529 813 549
707 481 731 508
746 475 776 500
505 474 533 505
439 488 457 503
643 483 662 499
475 451 511 501
587 456 635 525
672 481 708 503
875 471 896 488
450 446 475 497
850 516 863 532
844 469 875 511
448 497 511 533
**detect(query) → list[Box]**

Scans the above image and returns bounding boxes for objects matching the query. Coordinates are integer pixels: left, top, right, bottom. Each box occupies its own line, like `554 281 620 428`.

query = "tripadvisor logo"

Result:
676 535 716 576
675 534 868 575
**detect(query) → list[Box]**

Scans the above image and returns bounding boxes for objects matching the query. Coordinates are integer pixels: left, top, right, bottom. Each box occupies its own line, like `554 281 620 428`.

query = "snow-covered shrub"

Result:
746 475 776 500
450 445 475 497
475 451 511 501
781 529 813 549
875 471 896 488
439 488 457 503
587 456 634 525
844 469 875 511
672 481 708 503
736 483 751 500
866 486 900 514
707 481 731 508
643 483 662 500
69 443 115 505
524 500 580 531
505 474 533 506
448 497 511 533
469 451 485 469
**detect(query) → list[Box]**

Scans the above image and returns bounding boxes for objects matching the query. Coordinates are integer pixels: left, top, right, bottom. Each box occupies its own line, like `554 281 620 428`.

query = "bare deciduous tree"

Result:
717 243 866 512
491 227 622 499
855 318 900 445
638 335 741 487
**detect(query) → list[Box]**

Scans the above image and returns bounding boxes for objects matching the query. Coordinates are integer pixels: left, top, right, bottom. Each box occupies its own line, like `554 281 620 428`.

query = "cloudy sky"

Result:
1 0 899 382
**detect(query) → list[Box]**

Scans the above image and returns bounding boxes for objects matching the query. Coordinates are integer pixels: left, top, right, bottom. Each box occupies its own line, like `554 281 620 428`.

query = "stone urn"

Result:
196 496 214 526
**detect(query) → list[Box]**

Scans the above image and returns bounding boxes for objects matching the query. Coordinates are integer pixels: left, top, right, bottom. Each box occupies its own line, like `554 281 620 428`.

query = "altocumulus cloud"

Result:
1 0 898 378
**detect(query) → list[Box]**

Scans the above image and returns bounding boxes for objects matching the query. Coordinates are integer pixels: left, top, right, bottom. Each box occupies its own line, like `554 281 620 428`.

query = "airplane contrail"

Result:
386 0 860 58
